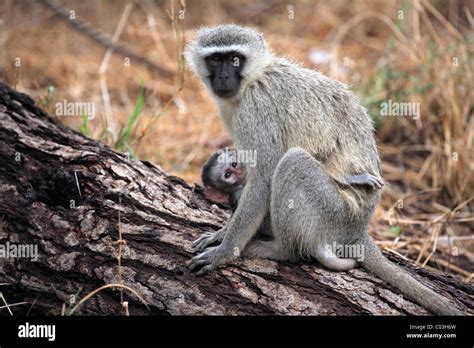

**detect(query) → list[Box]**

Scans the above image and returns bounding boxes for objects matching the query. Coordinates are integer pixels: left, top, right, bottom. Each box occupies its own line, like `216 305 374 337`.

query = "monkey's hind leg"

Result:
313 246 357 271
270 147 364 267
242 238 291 261
243 234 358 270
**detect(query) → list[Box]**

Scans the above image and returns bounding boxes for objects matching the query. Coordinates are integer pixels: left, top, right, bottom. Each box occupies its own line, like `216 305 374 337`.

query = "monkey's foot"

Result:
192 227 226 252
187 245 236 275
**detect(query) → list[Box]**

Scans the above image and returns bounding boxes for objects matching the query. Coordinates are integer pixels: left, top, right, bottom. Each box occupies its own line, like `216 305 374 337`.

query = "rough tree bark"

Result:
0 83 472 316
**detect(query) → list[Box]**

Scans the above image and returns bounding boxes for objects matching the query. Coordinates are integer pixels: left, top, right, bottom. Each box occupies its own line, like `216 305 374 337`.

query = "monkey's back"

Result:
244 58 382 212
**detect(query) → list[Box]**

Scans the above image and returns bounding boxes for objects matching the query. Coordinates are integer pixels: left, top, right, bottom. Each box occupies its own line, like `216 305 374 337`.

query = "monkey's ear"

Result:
204 186 230 205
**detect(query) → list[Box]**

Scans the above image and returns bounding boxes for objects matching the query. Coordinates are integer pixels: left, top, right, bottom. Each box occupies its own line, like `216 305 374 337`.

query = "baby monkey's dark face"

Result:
205 51 246 98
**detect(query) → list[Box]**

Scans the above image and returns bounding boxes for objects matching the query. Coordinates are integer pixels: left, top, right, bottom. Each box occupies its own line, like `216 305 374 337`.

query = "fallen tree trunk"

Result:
0 83 472 315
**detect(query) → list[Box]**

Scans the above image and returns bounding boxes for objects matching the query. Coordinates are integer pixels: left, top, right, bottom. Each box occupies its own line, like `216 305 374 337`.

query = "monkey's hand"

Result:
187 244 237 275
192 226 227 252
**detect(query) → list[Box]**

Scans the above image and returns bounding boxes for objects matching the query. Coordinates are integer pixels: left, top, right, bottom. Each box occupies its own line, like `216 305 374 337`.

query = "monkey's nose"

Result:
220 75 229 80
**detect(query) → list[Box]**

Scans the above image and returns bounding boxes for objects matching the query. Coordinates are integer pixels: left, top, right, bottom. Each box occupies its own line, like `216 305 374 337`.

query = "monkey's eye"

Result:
213 56 221 62
224 172 231 179
231 162 237 168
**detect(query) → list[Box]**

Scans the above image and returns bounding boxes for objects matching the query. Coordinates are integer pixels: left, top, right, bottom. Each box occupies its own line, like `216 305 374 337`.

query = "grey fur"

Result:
186 25 462 315
195 149 384 252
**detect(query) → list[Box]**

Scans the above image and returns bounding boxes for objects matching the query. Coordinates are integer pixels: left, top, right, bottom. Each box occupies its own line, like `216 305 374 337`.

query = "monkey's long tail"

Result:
360 237 463 315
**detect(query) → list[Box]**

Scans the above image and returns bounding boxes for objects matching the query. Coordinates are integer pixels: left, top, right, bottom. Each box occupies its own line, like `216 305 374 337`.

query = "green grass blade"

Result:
80 112 90 137
116 89 144 150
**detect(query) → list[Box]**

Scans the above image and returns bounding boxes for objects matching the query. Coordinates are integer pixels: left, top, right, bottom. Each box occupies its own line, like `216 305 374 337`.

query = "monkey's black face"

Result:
205 51 245 98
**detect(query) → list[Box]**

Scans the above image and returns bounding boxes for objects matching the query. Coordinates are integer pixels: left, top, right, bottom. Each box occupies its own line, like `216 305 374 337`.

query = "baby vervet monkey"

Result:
201 148 248 211
197 148 383 251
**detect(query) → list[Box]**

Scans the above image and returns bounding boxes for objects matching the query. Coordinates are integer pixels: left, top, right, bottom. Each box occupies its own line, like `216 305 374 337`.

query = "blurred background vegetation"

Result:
0 0 472 281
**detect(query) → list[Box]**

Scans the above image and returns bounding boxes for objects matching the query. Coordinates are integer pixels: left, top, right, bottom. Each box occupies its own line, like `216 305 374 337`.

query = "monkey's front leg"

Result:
192 226 227 252
187 244 234 275
188 173 270 275
188 215 253 275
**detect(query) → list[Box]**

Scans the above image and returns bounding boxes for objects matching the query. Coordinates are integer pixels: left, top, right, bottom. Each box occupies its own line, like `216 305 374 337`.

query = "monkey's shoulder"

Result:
243 58 354 111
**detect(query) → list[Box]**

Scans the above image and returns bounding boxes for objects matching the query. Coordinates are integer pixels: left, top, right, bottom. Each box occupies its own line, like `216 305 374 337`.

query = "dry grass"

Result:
1 0 472 281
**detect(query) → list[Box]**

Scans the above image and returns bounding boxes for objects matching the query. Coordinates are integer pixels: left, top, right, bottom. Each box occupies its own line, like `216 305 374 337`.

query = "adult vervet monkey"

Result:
186 25 462 315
